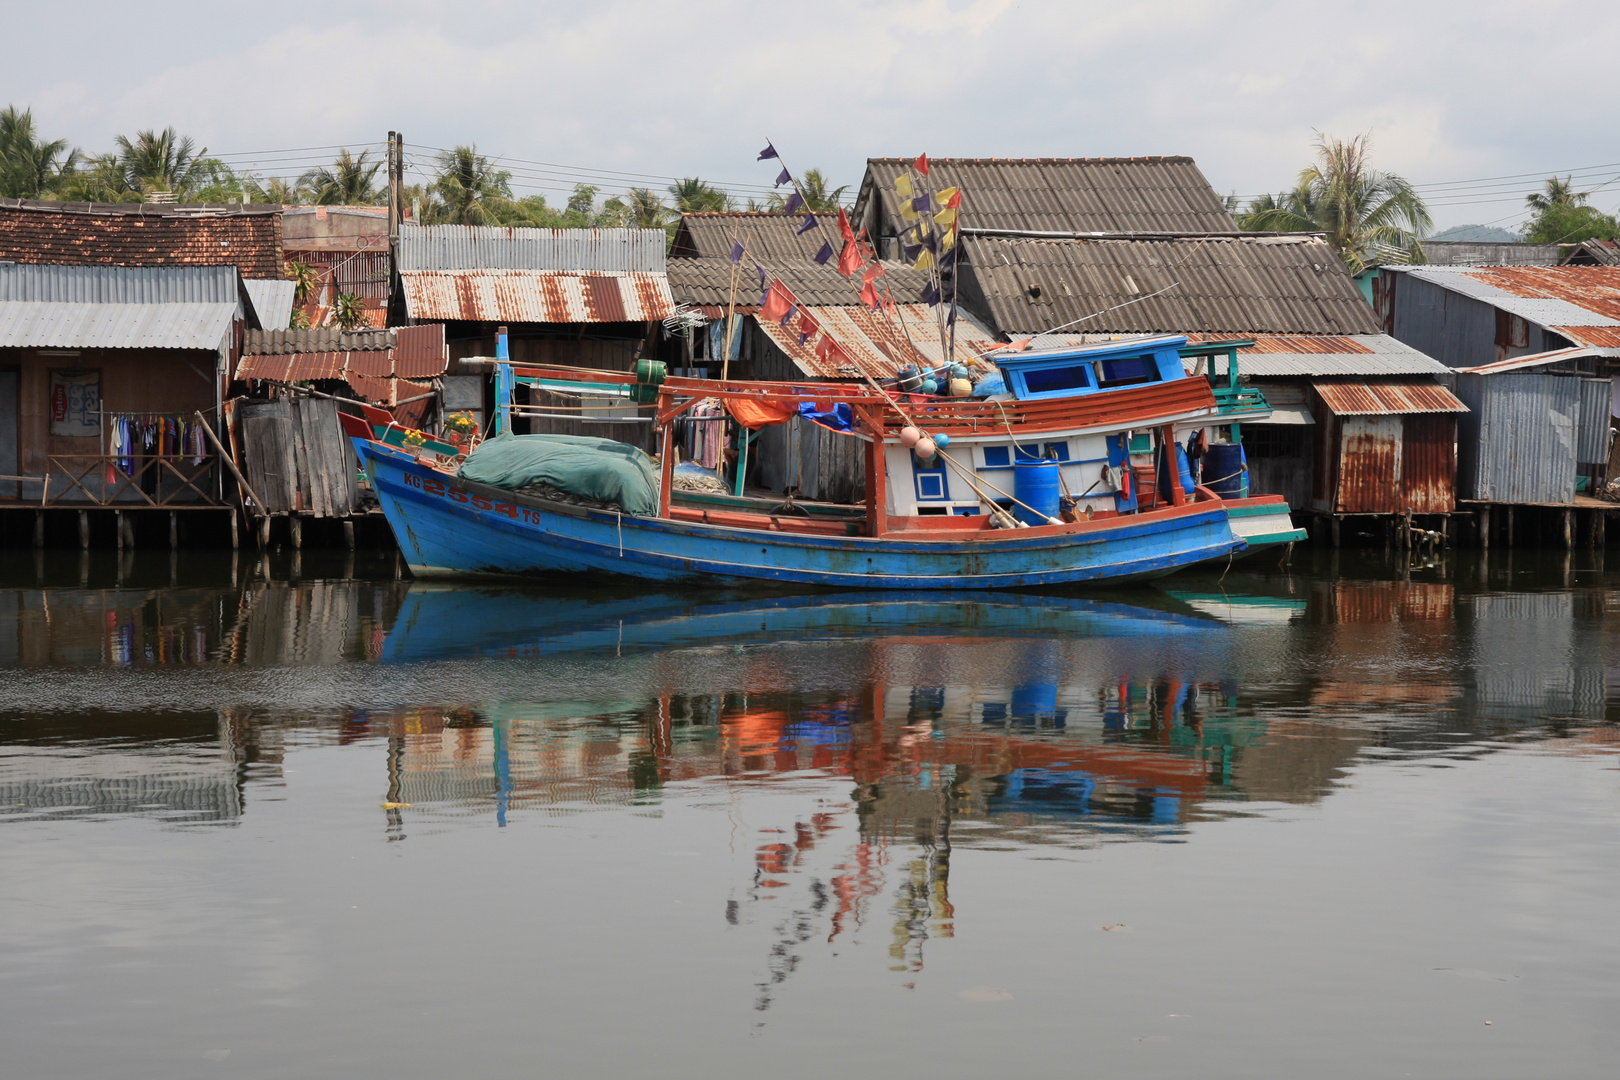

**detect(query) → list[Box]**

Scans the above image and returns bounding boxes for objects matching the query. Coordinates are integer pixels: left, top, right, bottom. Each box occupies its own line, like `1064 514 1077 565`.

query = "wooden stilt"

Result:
343 520 355 551
169 510 179 550
1330 515 1341 548
33 510 43 548
1402 509 1413 550
78 509 89 549
1597 510 1608 549
115 510 125 550
1563 508 1573 549
289 514 302 550
1506 506 1515 547
229 507 239 550
259 515 271 549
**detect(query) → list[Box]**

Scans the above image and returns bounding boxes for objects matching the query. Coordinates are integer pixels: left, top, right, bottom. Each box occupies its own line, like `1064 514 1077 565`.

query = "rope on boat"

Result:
616 510 624 557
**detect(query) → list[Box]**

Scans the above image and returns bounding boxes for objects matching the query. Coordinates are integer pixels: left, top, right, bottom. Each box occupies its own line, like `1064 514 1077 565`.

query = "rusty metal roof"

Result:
754 303 1001 379
1397 265 1620 347
399 269 674 323
963 234 1381 337
1456 346 1616 374
853 157 1239 236
237 324 445 401
1312 381 1467 416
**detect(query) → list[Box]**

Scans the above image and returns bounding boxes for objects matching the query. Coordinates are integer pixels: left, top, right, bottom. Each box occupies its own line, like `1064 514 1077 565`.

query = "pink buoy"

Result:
915 437 937 459
899 426 921 447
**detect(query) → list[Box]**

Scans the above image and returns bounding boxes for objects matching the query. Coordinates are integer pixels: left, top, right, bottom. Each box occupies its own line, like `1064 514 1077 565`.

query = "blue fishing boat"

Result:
353 335 1268 589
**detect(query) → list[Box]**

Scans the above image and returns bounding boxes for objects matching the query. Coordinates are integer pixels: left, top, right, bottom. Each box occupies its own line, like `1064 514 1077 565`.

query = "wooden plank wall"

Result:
238 400 296 513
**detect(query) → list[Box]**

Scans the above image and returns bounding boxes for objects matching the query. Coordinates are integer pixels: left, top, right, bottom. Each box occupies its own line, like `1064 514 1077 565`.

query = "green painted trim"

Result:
1240 528 1308 546
1225 502 1296 520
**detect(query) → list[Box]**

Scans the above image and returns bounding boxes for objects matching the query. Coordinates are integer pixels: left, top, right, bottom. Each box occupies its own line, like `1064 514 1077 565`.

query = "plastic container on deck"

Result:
1203 443 1247 498
1013 460 1061 525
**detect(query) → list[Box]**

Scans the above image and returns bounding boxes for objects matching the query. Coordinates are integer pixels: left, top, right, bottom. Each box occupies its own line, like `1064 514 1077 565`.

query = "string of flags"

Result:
732 142 966 369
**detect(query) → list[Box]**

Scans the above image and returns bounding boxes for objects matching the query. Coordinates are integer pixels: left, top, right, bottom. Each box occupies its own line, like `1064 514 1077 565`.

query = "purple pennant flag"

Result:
921 283 941 306
758 143 778 161
757 264 768 290
912 194 933 213
795 212 818 235
799 328 811 347
814 241 834 265
939 246 957 271
782 303 797 328
782 191 804 214
947 307 957 325
775 167 791 187
730 239 745 264
922 227 940 254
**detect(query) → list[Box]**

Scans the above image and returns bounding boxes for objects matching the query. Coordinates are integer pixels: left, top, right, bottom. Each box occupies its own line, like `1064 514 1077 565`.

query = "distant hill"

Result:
1426 224 1522 243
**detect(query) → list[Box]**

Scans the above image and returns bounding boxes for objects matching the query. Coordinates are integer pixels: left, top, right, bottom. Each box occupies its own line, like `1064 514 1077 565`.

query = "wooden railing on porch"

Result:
42 455 222 507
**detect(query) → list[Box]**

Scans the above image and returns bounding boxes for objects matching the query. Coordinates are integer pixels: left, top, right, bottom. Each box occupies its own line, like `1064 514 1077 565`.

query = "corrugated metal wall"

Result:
397 225 667 273
1399 414 1457 513
1576 377 1612 465
1391 274 1498 368
1334 415 1401 512
1453 372 1579 503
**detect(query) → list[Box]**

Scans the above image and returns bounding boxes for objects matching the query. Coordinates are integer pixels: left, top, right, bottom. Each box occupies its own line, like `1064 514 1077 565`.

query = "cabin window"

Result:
981 446 1011 468
1128 432 1153 454
1095 355 1160 389
914 469 950 501
1020 363 1095 395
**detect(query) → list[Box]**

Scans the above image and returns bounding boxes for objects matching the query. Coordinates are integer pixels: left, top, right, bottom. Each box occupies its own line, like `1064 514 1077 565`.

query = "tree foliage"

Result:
1521 176 1620 245
1239 132 1431 271
0 106 76 198
300 149 383 205
767 168 849 212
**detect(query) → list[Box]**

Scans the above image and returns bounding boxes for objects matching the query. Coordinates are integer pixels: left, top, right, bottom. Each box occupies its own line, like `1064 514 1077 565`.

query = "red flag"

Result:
815 334 839 361
860 277 881 309
837 208 855 243
914 153 929 176
799 310 820 339
862 262 882 285
837 240 862 277
945 189 961 209
760 280 794 323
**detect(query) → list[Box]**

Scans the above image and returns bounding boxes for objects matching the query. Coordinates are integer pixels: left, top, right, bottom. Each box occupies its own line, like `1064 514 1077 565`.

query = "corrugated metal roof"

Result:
667 256 931 310
0 262 239 303
1400 265 1620 326
242 279 294 331
1453 372 1580 503
1421 241 1562 267
754 303 1001 378
854 157 1239 235
399 269 673 323
396 224 666 273
245 327 395 354
0 301 234 349
672 212 839 262
1312 381 1468 416
1028 332 1440 377
1456 346 1614 374
963 234 1381 336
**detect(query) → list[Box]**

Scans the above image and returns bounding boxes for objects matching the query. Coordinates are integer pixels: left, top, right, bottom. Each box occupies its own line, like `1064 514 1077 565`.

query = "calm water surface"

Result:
1 548 1617 1079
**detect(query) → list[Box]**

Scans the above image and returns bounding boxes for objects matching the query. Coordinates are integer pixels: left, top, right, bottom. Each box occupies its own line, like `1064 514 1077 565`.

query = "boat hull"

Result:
361 442 1247 590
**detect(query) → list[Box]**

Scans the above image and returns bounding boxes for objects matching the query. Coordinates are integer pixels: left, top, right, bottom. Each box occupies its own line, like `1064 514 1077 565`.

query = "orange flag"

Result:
837 207 855 243
837 240 862 277
914 153 929 176
760 280 794 322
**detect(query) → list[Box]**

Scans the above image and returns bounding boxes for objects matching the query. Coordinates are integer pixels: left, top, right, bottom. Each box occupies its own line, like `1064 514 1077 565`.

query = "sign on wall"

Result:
49 370 101 437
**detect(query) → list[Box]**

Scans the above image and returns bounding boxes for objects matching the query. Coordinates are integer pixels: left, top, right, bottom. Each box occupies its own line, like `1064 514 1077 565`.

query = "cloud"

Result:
3 0 1619 228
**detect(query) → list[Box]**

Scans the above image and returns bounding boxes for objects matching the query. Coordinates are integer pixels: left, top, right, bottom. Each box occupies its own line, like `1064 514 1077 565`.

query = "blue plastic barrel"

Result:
1204 443 1246 498
1013 460 1062 525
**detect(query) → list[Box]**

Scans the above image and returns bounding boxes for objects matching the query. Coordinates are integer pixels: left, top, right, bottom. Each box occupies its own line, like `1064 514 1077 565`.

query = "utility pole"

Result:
387 132 404 322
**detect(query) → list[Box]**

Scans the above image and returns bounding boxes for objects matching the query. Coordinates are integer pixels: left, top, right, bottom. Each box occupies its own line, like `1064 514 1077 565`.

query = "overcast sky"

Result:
5 0 1619 232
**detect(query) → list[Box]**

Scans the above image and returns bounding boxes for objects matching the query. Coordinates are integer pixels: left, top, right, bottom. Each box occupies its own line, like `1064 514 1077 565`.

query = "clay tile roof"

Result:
0 198 284 279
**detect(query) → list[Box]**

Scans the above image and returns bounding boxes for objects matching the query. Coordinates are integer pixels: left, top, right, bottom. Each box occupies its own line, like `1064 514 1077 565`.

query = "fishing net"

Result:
457 434 661 516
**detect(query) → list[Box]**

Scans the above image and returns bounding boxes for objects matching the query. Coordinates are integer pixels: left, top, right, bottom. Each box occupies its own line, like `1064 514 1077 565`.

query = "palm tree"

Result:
431 146 513 225
115 127 206 197
1241 132 1431 271
246 176 304 205
667 177 730 213
768 168 848 212
57 152 140 203
0 106 76 198
625 187 669 229
1527 176 1585 212
299 149 382 205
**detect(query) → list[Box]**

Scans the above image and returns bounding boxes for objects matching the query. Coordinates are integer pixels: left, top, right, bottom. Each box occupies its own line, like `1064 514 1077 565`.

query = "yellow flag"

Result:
894 174 914 198
941 229 956 251
936 186 959 206
934 206 957 229
914 249 934 270
900 200 918 222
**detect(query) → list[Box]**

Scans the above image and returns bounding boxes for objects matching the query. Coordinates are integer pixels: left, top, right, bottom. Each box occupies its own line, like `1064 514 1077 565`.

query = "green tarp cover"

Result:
457 434 660 516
